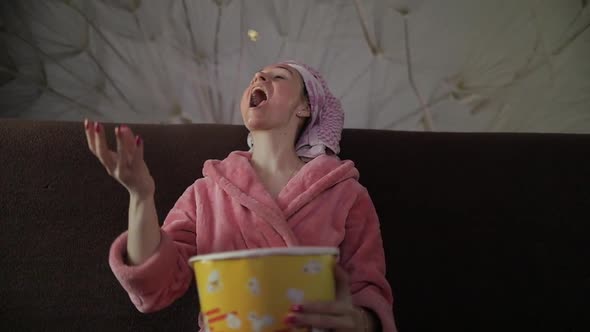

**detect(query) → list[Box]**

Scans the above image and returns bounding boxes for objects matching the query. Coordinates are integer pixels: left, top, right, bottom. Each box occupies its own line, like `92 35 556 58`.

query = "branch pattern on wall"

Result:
1 0 589 132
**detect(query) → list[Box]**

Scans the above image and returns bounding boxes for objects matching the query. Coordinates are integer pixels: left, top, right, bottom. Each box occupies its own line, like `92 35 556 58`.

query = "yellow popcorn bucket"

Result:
189 247 339 332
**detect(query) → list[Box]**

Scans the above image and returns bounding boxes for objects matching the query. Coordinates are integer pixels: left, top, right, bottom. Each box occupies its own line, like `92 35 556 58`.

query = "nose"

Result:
253 71 267 83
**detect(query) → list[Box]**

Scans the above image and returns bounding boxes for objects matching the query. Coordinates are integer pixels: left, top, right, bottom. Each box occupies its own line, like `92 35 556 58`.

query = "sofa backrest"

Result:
1 119 588 331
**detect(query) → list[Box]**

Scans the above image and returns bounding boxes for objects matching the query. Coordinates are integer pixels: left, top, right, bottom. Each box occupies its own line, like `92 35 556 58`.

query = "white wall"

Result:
1 0 589 132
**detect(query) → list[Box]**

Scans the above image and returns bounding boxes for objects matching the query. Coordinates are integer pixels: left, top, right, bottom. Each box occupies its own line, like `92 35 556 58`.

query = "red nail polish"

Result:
283 314 297 325
291 304 303 312
84 120 90 130
94 122 101 133
135 135 142 146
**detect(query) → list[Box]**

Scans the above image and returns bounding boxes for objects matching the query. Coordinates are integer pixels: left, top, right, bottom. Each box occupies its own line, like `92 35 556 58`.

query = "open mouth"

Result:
249 88 268 108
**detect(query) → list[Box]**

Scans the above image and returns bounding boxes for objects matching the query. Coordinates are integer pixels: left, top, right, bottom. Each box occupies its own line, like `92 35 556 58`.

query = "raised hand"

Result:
84 119 155 199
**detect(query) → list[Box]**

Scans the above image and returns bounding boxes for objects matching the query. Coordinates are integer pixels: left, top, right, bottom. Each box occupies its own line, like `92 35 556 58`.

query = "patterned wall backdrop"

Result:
1 0 589 132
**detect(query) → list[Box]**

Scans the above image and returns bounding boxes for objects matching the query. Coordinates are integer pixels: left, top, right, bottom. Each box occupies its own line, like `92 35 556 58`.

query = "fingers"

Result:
115 125 136 167
84 119 116 174
285 310 355 330
84 119 95 152
94 122 116 174
135 135 144 162
284 265 356 330
293 301 351 316
85 119 145 169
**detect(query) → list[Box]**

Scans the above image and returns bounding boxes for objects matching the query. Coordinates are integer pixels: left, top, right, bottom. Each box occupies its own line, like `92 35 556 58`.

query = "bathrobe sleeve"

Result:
340 187 398 332
109 184 199 313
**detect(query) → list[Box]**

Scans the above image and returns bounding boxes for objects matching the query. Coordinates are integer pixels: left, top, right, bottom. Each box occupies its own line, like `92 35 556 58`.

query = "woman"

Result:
84 61 397 331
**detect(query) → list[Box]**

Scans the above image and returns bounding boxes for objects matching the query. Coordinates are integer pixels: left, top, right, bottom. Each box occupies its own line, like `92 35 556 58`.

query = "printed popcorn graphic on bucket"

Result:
248 277 261 296
303 260 322 274
286 288 305 304
248 312 274 332
207 270 222 293
226 313 242 329
190 247 339 332
204 308 240 330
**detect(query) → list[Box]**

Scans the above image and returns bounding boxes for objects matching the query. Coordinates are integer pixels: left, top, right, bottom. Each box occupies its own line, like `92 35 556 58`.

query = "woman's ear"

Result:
296 107 311 118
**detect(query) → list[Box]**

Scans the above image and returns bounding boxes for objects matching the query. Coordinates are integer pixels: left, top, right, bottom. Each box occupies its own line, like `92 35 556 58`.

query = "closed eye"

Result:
274 75 285 79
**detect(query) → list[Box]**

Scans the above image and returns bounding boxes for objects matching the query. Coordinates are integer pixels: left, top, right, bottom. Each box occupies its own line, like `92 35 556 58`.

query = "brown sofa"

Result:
1 119 589 331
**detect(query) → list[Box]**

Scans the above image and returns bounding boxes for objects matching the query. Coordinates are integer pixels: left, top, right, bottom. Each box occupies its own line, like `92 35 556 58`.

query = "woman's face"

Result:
240 64 308 132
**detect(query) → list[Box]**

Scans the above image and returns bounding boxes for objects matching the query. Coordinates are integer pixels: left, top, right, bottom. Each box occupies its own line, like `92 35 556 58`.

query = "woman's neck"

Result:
250 131 304 176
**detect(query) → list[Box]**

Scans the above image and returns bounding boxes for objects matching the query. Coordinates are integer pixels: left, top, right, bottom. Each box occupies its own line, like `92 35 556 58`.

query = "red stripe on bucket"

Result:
208 314 227 323
205 308 221 316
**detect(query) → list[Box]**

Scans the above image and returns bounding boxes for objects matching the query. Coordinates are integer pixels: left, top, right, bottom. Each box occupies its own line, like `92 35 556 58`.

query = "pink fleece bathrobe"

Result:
109 150 396 331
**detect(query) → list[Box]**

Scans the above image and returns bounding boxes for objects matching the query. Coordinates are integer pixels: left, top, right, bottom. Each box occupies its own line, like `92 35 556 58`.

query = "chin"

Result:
243 108 280 130
244 117 272 131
